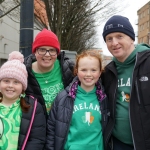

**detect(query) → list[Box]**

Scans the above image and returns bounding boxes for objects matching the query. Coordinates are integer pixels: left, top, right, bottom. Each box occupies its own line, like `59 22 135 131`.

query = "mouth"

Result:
84 78 93 82
6 90 14 93
113 47 121 51
42 58 52 62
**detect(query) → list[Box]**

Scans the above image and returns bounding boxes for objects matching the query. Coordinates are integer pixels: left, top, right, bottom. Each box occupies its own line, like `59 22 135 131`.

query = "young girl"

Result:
0 51 46 150
46 50 109 150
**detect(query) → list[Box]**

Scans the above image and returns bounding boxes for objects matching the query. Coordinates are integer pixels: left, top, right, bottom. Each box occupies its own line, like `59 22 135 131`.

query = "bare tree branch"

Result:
0 3 20 18
43 0 127 53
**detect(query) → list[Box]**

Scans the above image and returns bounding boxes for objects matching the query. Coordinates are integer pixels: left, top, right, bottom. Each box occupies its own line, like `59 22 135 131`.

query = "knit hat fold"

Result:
0 51 28 90
32 28 60 54
102 15 135 41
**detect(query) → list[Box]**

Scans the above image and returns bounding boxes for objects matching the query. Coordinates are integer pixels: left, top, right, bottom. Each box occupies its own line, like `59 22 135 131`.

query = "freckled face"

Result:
77 56 101 92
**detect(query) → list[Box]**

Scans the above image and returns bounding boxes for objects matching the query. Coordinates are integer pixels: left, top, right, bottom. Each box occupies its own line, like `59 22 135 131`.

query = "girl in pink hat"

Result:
0 51 46 150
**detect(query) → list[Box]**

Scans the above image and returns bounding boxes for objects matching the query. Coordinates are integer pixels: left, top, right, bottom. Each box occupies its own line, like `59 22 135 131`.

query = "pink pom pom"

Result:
8 51 24 63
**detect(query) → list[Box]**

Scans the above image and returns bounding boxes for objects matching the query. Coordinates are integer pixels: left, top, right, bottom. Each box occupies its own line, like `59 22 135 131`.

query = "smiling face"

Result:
77 56 101 92
105 32 135 62
35 46 58 72
0 78 23 105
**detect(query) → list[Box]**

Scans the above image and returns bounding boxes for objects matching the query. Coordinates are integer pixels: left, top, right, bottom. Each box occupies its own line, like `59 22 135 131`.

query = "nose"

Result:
45 51 51 56
8 82 13 87
112 38 118 46
86 70 91 76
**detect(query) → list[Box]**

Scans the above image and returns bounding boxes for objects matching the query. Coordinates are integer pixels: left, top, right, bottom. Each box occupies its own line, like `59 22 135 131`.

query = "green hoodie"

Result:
64 85 104 150
112 44 150 145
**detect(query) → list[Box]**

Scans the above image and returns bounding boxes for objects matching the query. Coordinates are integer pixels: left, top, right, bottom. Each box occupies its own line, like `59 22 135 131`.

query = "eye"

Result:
40 48 46 52
118 35 123 38
14 80 20 84
92 69 96 72
3 79 9 83
106 37 112 42
81 69 86 72
50 49 56 52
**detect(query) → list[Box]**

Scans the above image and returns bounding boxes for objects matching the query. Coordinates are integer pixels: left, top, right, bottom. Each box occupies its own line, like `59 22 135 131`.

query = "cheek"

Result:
0 84 4 91
35 54 42 60
77 72 84 78
52 56 57 61
95 72 101 78
106 42 111 46
17 86 23 93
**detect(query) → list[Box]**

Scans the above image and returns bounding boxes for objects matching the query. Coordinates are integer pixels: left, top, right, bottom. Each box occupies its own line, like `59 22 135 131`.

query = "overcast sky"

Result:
97 0 150 56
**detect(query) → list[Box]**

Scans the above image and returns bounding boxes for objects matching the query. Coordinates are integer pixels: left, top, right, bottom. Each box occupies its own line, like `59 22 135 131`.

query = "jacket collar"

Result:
68 77 106 102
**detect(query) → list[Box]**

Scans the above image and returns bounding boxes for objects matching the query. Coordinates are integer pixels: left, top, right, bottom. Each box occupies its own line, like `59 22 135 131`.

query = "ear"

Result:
34 50 38 57
130 38 134 44
74 68 78 76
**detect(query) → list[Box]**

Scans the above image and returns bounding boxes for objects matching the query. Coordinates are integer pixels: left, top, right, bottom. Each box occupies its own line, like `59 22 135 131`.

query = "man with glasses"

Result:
24 29 74 118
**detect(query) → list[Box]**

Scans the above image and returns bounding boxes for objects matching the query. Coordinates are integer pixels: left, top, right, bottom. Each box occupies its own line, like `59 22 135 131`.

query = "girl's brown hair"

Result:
0 91 30 113
74 50 103 76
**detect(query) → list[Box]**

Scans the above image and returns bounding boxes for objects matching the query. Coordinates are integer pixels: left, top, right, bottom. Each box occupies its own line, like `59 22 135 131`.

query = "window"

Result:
141 25 143 31
143 11 145 17
0 59 7 67
140 25 142 31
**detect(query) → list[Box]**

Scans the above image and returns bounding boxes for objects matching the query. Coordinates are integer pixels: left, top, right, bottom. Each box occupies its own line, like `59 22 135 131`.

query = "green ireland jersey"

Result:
112 43 150 145
64 86 104 150
0 99 22 150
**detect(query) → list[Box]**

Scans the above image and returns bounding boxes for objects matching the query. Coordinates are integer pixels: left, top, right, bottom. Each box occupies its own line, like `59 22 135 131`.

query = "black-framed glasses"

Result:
37 48 57 56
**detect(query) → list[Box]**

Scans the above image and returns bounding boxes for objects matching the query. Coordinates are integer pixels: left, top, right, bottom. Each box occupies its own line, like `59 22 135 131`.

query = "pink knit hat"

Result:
0 51 28 90
32 28 60 54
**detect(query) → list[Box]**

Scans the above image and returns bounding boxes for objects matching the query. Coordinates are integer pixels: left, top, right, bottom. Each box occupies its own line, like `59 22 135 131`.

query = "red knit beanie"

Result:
32 29 60 54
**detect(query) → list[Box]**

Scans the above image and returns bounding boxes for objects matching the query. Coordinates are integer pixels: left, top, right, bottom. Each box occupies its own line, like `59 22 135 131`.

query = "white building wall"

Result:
0 16 19 60
0 15 45 66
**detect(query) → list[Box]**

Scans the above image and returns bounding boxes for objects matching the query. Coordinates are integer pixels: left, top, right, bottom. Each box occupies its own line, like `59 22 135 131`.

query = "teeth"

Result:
7 90 14 92
85 79 92 81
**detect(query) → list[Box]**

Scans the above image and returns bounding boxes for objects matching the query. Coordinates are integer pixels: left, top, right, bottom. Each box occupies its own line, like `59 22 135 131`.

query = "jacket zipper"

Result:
135 80 141 104
105 78 117 150
129 54 138 150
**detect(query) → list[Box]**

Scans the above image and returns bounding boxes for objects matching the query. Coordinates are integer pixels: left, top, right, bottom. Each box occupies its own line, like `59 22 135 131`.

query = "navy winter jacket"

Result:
46 77 109 150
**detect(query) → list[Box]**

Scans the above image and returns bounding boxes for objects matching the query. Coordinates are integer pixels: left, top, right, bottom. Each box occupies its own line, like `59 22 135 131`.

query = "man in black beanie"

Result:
101 15 150 150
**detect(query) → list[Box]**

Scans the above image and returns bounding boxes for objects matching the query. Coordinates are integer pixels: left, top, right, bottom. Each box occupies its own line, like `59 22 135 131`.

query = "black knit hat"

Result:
102 15 135 42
